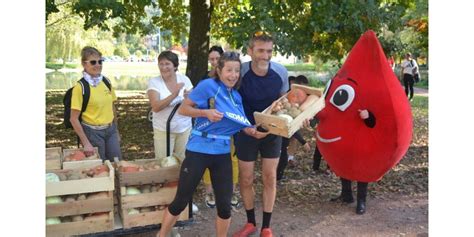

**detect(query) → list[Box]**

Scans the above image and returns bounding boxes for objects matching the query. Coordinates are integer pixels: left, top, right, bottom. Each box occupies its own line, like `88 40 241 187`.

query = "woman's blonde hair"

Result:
81 46 102 62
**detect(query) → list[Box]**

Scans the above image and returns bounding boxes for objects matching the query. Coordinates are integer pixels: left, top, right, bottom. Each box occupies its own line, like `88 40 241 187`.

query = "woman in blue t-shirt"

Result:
157 52 257 237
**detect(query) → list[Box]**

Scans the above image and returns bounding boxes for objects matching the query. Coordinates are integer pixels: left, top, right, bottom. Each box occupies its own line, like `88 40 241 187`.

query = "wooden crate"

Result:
46 147 62 170
46 160 115 237
254 84 325 138
117 159 188 229
62 147 102 170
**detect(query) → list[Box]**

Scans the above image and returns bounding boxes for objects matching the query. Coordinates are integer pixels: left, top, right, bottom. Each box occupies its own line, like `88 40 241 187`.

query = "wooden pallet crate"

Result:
62 147 102 170
254 84 325 138
46 147 62 170
46 160 115 237
117 159 188 229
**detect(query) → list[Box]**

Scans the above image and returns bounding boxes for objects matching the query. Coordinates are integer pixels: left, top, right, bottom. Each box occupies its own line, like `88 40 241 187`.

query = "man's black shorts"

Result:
235 131 282 161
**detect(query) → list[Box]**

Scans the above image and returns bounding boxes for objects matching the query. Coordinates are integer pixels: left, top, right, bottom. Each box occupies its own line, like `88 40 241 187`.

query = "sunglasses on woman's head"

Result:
84 59 104 65
254 30 271 37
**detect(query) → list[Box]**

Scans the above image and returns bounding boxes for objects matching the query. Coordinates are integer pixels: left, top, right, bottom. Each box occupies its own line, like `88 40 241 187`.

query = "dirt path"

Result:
413 87 428 96
123 192 427 237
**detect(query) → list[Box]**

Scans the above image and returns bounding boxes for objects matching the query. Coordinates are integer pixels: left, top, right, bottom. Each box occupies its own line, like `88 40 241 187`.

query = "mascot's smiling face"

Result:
316 30 413 182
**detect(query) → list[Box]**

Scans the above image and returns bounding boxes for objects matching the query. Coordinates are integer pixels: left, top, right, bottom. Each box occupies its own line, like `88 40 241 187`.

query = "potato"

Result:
57 173 67 181
150 184 160 192
87 192 108 200
71 215 84 222
67 173 81 180
140 184 151 193
64 195 76 202
140 207 153 213
288 107 302 118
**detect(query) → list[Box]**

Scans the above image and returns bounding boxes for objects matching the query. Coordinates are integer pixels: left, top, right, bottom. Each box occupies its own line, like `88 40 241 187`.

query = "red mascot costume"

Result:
315 30 413 214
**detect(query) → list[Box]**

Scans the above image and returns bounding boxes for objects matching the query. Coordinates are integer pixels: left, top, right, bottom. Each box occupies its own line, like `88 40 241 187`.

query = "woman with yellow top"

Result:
69 46 121 161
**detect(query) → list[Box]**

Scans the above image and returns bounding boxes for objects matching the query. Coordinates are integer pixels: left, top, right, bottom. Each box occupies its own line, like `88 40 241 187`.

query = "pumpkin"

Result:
286 88 307 105
92 165 108 175
163 181 179 188
69 151 86 161
299 94 320 111
120 166 140 173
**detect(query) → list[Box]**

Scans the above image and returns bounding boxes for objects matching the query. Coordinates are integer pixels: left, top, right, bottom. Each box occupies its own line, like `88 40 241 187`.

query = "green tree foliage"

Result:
46 2 85 64
114 43 131 58
135 50 143 58
221 0 412 61
46 0 426 83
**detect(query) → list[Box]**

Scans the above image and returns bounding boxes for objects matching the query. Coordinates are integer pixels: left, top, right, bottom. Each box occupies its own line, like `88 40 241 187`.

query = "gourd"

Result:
128 208 140 215
287 88 307 105
299 95 319 111
46 217 61 225
126 187 141 195
46 196 63 204
46 173 60 183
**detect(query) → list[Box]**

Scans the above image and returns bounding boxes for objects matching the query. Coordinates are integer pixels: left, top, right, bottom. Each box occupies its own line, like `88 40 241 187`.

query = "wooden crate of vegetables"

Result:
62 147 102 170
46 160 115 237
254 84 325 138
46 147 62 170
117 158 189 229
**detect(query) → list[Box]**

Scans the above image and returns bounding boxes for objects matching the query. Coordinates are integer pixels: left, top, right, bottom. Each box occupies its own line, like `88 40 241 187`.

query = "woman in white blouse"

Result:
147 51 193 162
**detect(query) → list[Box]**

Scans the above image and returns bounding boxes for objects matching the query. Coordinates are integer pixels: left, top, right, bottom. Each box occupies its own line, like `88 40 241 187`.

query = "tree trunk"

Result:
186 0 212 86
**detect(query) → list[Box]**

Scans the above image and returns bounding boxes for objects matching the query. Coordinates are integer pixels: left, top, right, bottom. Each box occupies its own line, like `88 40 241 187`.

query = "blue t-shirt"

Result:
187 78 252 154
239 61 288 124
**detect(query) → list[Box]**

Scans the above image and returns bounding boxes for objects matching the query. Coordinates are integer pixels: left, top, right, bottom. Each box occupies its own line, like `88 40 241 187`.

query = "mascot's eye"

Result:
330 84 355 111
323 79 332 99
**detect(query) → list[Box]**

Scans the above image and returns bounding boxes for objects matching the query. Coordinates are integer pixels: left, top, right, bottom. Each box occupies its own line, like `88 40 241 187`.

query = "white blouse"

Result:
146 73 193 133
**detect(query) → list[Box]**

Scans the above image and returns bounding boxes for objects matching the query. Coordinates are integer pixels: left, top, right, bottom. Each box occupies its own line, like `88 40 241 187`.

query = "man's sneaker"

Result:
260 228 273 237
205 192 216 208
232 223 257 237
231 192 240 207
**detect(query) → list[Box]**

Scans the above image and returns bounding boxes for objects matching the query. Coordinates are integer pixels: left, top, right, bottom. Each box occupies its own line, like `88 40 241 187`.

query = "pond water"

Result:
46 71 154 90
46 70 331 90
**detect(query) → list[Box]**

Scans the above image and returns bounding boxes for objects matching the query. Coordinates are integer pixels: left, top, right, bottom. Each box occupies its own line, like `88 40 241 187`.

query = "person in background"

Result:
70 46 122 161
387 55 395 71
201 45 241 209
202 45 224 80
147 51 193 163
399 53 418 101
233 31 288 237
157 52 256 237
276 75 311 181
311 124 331 175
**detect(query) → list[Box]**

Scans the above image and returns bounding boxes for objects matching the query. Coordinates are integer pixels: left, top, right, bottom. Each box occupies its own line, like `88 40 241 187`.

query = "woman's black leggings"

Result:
403 73 415 99
168 150 233 219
